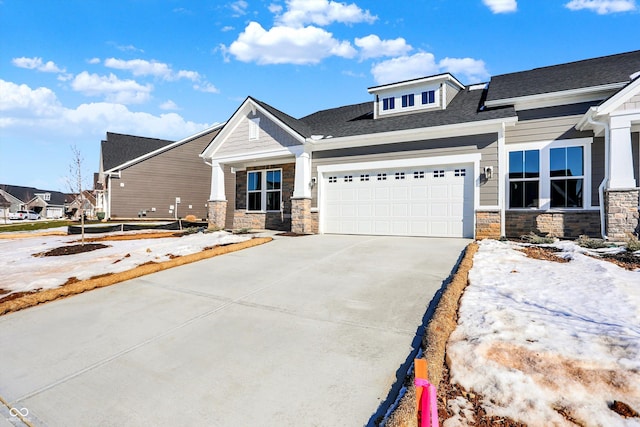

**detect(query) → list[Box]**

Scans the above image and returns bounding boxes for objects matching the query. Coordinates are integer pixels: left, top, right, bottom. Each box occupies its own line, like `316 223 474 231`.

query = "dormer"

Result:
368 73 465 119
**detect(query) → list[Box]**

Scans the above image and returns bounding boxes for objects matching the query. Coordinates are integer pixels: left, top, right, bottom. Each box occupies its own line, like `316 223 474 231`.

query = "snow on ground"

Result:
0 230 251 296
445 239 640 427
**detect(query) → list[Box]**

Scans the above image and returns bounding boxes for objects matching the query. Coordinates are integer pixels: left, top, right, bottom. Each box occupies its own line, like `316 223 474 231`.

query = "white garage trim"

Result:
317 154 481 237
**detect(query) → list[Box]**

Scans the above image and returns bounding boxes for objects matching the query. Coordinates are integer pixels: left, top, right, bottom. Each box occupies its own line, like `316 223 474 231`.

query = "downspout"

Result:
587 114 610 240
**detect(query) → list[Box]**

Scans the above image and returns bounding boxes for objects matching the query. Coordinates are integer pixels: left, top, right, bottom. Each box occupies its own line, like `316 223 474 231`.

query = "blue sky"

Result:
0 0 638 192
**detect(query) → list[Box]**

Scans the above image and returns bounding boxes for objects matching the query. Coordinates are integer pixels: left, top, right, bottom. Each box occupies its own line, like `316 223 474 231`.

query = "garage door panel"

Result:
323 163 474 238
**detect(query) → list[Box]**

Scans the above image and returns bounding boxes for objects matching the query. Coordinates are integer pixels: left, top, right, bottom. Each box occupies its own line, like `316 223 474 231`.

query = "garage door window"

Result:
247 169 281 211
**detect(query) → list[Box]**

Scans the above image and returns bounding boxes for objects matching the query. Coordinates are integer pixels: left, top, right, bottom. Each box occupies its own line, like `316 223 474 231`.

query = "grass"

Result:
0 220 72 233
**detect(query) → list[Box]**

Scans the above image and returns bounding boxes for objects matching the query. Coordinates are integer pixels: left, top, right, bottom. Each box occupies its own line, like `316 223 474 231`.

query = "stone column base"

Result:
605 188 639 240
475 210 501 239
291 198 314 234
208 200 227 230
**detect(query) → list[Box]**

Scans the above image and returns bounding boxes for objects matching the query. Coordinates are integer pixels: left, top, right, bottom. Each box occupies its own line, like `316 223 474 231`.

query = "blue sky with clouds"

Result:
0 0 638 191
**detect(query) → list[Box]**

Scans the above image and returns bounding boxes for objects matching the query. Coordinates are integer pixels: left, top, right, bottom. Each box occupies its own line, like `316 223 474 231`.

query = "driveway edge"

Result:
0 237 272 317
383 241 478 427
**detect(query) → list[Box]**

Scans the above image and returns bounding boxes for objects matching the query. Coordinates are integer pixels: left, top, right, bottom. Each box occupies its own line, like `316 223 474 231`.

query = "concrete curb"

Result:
384 242 478 427
0 237 273 317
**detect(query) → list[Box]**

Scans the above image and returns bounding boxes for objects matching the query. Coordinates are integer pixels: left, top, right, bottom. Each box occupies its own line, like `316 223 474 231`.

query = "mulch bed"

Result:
598 252 640 271
33 243 110 257
518 246 569 263
519 244 640 270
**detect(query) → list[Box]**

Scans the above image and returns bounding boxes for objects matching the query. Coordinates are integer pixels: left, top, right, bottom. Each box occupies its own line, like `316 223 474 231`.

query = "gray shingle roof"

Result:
0 185 68 205
101 132 174 171
298 87 515 138
486 50 640 103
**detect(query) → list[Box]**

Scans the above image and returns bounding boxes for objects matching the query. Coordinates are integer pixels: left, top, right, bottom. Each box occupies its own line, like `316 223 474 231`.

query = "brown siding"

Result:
311 133 499 207
109 130 217 220
505 114 591 144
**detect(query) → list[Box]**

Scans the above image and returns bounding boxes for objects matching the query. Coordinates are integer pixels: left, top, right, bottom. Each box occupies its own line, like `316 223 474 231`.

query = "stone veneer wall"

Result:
475 210 501 239
505 210 601 238
233 163 295 231
207 200 227 229
605 189 640 240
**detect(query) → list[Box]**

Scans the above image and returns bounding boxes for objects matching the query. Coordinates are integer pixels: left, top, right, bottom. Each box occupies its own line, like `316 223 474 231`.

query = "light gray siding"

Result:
215 111 301 158
311 133 499 207
109 130 218 220
444 82 462 107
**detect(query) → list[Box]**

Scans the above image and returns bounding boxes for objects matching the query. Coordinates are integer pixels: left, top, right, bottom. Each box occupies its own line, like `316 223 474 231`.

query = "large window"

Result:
509 150 540 208
247 169 282 211
550 146 583 208
507 140 590 210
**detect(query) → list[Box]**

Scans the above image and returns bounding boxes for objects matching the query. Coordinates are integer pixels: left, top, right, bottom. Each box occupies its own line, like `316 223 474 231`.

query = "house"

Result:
98 125 224 220
0 185 69 219
201 50 640 240
66 190 97 220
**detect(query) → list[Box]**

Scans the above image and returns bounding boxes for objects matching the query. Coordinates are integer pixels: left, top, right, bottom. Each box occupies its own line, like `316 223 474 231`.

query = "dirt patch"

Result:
598 252 640 271
34 243 110 257
609 400 639 418
0 237 273 316
518 246 569 263
82 231 182 242
275 232 309 237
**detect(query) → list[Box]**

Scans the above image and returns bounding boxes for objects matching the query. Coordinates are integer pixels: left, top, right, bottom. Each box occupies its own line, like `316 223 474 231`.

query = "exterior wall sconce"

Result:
484 166 493 180
309 177 317 188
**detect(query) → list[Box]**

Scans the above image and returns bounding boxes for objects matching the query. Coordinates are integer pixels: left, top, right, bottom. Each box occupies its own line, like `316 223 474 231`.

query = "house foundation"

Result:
505 210 601 238
605 188 639 240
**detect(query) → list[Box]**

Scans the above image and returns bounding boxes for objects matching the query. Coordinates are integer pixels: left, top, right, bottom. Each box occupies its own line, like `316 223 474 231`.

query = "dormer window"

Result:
382 97 395 111
422 90 435 105
401 94 415 108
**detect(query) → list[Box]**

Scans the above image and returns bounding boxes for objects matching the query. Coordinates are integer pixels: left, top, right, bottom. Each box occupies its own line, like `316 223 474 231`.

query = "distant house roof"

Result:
1 185 68 206
0 193 10 208
101 132 175 172
486 50 640 104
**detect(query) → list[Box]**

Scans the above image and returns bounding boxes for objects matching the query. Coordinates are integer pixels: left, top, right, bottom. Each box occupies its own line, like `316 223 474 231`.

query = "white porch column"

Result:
608 115 637 189
209 161 226 201
292 151 312 199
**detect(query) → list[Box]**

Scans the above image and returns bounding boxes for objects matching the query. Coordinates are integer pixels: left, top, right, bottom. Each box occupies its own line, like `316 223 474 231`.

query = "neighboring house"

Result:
201 50 640 240
0 187 26 214
0 185 68 219
98 125 224 220
67 190 97 220
0 193 11 222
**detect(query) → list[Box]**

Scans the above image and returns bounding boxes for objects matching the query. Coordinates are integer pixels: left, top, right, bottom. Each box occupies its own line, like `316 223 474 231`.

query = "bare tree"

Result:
67 145 88 245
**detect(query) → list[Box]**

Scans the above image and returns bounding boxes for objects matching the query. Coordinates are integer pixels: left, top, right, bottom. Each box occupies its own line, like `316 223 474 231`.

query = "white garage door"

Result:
323 164 474 238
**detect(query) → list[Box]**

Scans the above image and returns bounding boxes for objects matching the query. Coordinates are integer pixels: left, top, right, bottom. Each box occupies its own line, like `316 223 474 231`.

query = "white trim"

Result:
486 82 628 110
308 117 517 151
246 168 283 213
317 153 481 236
592 77 640 117
213 146 303 164
105 123 225 174
505 138 593 210
368 73 464 93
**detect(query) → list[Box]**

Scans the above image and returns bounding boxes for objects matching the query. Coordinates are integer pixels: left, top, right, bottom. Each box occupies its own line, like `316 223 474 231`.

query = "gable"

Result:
215 111 302 158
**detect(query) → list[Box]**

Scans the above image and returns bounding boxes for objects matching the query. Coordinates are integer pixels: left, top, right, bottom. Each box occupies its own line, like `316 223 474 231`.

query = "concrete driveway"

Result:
0 234 468 427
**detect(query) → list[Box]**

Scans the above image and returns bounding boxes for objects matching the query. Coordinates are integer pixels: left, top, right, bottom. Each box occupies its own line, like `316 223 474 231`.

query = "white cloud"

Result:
110 43 144 53
71 71 153 104
0 79 209 141
482 0 518 13
221 25 235 32
439 57 489 83
224 21 356 65
230 0 249 16
268 3 283 14
12 57 65 73
159 100 180 111
88 57 101 64
194 82 220 93
371 52 489 85
354 35 412 60
565 0 636 13
275 0 377 27
103 58 203 83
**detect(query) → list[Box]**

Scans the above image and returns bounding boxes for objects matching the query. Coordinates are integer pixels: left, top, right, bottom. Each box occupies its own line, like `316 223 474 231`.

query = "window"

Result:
247 169 281 211
433 170 445 178
401 94 415 108
455 169 466 177
249 117 260 140
507 140 590 210
509 150 540 208
422 90 435 105
360 174 369 182
550 147 583 208
377 173 387 181
414 171 425 179
395 172 405 180
329 176 337 183
344 175 353 182
382 97 395 111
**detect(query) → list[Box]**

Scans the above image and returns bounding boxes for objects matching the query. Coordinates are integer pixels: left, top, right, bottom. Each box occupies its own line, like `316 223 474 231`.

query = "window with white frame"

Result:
382 97 395 111
507 140 590 210
249 117 260 140
401 94 414 108
422 90 435 105
509 150 540 208
247 169 281 211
